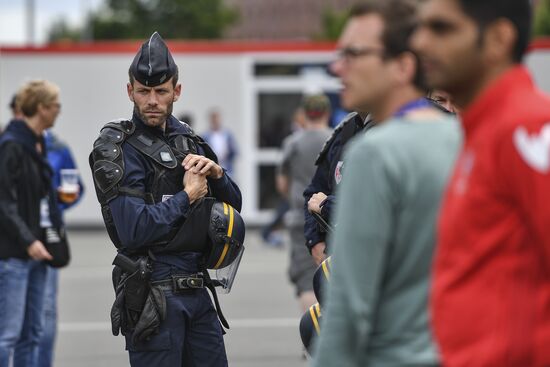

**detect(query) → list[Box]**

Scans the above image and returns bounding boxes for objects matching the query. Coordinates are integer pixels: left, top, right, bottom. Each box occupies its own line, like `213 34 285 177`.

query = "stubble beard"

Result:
133 103 173 128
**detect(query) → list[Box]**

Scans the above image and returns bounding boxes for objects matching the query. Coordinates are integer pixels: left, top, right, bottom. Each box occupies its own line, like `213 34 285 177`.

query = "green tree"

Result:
534 0 550 36
315 8 349 41
48 0 239 41
48 18 83 42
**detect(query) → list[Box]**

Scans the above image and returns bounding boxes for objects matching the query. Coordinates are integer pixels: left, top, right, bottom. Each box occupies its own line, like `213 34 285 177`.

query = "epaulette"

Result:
314 112 359 166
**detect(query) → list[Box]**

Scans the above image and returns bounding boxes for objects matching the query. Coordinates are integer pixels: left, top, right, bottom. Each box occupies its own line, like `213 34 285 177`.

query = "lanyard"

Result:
393 98 432 118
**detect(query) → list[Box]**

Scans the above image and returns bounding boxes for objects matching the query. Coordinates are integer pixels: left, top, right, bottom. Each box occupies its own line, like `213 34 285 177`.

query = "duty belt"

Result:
151 273 204 292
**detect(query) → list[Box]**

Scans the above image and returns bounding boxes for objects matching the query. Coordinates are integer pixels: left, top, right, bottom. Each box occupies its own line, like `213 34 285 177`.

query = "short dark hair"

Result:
457 0 531 62
350 0 427 91
128 69 179 87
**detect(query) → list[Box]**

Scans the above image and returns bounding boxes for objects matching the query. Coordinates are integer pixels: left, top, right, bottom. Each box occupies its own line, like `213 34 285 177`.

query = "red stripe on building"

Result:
0 40 336 54
529 37 550 52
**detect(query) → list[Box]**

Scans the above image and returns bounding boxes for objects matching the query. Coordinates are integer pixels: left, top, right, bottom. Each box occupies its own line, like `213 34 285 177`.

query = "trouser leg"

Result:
37 267 58 367
0 259 31 366
14 260 47 367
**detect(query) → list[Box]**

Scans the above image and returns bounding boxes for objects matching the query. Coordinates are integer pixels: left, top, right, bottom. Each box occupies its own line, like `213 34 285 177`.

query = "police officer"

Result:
90 32 241 367
303 111 372 265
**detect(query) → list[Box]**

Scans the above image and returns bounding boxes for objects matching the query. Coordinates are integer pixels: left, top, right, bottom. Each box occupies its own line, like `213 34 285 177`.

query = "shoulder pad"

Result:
89 119 132 204
92 160 123 194
315 112 359 165
101 119 135 136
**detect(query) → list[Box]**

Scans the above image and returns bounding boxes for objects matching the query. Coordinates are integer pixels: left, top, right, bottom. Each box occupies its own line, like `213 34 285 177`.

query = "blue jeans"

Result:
0 258 47 367
36 267 58 367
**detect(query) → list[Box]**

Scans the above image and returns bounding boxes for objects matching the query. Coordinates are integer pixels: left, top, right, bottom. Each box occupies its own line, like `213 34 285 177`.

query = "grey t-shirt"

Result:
279 127 332 224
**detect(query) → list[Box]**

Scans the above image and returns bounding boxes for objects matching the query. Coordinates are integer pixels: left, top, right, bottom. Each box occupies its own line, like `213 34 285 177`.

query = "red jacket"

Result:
434 66 550 366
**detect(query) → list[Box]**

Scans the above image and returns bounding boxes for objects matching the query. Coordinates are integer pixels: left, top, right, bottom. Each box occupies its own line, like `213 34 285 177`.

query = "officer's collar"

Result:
132 112 191 138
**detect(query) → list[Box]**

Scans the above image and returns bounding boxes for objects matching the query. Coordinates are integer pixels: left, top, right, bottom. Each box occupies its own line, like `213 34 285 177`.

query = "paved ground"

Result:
54 228 310 367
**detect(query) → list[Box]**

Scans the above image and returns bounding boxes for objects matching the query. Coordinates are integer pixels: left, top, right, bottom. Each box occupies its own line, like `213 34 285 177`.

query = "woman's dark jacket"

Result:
0 120 60 260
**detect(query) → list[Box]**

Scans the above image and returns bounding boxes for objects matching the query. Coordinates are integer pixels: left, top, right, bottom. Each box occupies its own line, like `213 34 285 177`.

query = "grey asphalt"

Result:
54 228 310 367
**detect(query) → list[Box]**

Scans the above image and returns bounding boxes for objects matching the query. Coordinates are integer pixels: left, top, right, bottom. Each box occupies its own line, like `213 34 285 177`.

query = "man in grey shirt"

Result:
277 95 333 313
312 1 460 366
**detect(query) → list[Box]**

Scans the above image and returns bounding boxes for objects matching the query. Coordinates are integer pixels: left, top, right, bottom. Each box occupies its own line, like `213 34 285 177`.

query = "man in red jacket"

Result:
412 0 550 366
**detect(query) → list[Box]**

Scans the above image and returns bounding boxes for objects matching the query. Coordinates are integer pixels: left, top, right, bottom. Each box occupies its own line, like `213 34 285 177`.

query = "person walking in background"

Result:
312 1 460 365
277 96 333 314
0 80 63 367
412 0 550 365
202 109 238 177
261 108 308 248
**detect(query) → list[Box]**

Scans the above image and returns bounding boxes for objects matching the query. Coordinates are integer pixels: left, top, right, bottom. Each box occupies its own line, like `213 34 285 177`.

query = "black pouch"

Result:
44 227 71 268
123 270 151 329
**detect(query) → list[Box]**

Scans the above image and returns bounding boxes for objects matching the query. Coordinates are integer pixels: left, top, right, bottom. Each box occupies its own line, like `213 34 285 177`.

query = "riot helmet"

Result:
313 256 331 306
299 302 322 355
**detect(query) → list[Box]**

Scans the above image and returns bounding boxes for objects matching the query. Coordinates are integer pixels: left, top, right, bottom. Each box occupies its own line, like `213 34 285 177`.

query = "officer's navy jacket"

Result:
108 114 242 251
303 113 368 251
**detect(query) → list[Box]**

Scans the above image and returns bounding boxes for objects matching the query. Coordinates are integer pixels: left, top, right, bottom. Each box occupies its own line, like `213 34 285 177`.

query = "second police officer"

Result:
89 32 243 367
303 111 373 265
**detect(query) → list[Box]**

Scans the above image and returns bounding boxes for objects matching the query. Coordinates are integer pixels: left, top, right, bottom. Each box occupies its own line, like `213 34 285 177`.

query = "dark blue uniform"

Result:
303 113 370 252
109 114 241 367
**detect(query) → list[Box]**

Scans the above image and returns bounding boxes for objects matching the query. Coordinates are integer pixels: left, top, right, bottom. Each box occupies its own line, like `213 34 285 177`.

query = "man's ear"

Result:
127 83 134 102
394 51 417 86
483 18 517 65
173 83 182 102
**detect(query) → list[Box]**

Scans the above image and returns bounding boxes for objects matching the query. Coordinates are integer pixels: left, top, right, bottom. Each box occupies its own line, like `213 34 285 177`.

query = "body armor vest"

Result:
89 119 214 249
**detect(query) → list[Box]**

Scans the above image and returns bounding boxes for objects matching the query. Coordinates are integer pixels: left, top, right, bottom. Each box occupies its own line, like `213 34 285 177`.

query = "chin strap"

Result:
202 266 230 330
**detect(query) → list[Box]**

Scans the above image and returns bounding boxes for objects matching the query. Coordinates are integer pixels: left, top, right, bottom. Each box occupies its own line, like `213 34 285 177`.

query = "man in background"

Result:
203 109 238 177
277 95 332 313
312 1 460 365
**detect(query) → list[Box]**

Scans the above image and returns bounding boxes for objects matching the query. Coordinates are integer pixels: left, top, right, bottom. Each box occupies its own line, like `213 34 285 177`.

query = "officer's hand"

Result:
311 242 327 265
183 170 208 204
27 240 53 261
308 192 328 214
182 154 223 179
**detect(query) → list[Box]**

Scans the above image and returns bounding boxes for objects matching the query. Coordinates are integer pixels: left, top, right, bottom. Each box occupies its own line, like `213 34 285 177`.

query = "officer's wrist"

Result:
211 166 224 180
183 188 197 204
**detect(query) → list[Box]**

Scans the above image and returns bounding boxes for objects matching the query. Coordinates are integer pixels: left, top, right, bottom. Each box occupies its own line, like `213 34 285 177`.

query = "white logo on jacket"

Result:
334 161 344 185
513 123 550 173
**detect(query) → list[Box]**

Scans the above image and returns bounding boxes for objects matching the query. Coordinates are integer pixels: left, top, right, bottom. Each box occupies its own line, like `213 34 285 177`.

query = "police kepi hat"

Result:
130 32 178 87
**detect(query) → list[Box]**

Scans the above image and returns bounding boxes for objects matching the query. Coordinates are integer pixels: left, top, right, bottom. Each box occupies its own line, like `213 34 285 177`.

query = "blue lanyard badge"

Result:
393 98 433 118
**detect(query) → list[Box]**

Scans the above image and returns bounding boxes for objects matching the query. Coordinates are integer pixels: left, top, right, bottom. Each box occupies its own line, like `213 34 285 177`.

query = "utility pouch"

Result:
110 254 152 332
110 253 166 343
124 271 151 328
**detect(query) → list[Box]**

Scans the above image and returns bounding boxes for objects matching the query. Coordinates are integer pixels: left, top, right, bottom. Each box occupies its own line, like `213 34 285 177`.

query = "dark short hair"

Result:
128 69 179 87
457 0 531 62
350 0 426 91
